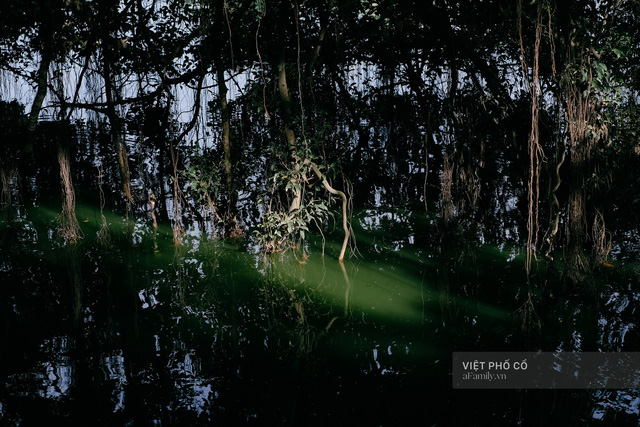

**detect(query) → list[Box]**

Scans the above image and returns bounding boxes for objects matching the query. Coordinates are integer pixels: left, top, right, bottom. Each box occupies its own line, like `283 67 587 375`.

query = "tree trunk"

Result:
276 51 352 260
102 36 133 206
565 143 589 286
27 50 52 135
562 71 600 290
26 31 53 152
278 55 297 150
277 53 303 213
308 0 335 88
216 65 240 237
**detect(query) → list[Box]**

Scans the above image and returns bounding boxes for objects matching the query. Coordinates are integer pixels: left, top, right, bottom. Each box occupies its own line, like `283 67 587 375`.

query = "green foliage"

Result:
180 153 222 212
254 150 336 254
253 0 266 16
255 197 330 254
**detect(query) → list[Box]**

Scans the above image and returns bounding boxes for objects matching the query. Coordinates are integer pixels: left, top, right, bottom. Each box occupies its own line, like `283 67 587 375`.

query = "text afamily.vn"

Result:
462 371 508 381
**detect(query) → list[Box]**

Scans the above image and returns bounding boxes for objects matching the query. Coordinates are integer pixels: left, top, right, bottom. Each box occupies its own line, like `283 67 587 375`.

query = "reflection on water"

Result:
1 205 639 424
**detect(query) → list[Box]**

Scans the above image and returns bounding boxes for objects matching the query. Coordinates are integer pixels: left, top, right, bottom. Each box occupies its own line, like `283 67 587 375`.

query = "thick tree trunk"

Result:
562 74 600 290
565 144 589 286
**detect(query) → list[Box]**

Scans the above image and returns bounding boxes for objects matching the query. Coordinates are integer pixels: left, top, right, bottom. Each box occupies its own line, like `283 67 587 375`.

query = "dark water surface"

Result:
2 199 640 425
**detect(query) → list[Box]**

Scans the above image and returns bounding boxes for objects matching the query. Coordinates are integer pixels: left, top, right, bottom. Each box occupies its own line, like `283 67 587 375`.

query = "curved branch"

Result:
310 163 349 262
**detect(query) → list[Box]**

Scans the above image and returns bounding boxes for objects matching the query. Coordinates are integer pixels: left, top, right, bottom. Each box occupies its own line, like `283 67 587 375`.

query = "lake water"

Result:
2 198 639 425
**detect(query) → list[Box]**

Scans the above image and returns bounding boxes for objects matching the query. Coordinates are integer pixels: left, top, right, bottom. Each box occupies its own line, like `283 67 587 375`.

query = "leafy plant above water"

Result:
180 152 223 223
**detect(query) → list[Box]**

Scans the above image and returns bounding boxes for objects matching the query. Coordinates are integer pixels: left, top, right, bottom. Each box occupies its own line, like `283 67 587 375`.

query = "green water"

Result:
1 202 639 425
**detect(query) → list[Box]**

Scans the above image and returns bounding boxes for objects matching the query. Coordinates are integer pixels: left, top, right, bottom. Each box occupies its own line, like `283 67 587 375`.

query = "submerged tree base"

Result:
563 253 596 297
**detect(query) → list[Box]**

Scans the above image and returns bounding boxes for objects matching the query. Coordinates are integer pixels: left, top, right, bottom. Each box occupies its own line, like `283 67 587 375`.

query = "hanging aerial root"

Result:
343 176 361 259
58 146 82 244
516 291 542 332
96 165 111 247
170 142 185 245
440 153 454 226
524 2 544 276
